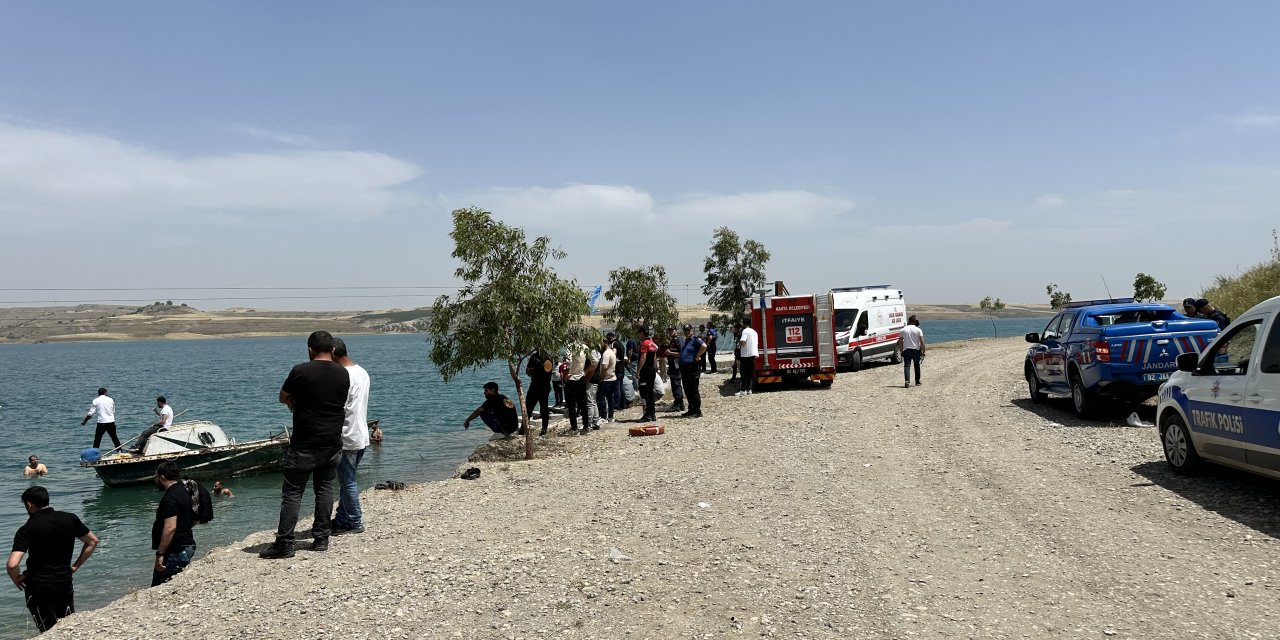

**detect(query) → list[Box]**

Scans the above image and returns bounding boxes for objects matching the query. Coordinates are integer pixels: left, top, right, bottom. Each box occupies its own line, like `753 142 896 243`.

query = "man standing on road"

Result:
660 327 685 412
679 324 706 417
636 328 660 422
897 315 926 388
596 336 617 425
151 461 196 586
736 319 759 396
525 349 554 436
332 338 370 536
261 331 349 560
565 341 597 433
81 388 121 450
705 321 719 374
7 486 98 632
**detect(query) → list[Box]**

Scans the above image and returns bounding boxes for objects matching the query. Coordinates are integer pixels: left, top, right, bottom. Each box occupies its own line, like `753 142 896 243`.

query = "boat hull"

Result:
82 438 289 487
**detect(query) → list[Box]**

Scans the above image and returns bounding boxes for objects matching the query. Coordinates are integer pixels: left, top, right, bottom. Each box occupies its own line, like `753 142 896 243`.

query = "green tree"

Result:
1046 283 1072 310
978 296 993 311
993 298 1006 311
1132 273 1167 303
428 207 588 460
702 227 770 324
603 265 679 338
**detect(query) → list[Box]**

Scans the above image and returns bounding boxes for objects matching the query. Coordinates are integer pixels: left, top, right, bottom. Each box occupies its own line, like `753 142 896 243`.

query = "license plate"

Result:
1143 373 1170 382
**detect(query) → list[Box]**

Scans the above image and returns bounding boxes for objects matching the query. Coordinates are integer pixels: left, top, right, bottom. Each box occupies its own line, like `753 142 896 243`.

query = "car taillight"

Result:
1093 340 1111 362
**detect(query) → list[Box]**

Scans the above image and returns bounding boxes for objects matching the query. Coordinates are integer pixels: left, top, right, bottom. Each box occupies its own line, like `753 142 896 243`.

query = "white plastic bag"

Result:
654 374 667 398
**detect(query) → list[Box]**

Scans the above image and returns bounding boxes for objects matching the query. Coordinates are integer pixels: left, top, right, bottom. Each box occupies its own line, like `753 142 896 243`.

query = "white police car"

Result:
1157 295 1280 478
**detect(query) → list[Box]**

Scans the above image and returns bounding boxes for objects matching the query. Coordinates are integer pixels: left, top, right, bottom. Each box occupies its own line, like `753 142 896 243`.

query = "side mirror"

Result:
1025 332 1040 343
1176 352 1199 372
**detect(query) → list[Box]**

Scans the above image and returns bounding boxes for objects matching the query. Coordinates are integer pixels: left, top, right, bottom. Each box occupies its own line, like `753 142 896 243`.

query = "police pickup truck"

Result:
1025 298 1221 418
1157 295 1280 479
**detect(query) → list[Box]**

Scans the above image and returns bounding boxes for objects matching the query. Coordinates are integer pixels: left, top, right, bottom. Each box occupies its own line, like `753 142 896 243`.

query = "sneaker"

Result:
915 381 922 386
734 391 745 397
904 382 910 388
332 524 365 536
745 390 752 396
688 412 703 418
259 542 295 559
312 537 329 552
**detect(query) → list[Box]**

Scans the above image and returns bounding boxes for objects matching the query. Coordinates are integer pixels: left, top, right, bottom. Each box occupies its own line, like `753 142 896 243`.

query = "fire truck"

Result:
746 286 838 387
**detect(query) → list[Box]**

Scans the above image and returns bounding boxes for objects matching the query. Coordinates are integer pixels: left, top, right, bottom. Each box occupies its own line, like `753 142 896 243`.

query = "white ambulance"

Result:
831 285 907 371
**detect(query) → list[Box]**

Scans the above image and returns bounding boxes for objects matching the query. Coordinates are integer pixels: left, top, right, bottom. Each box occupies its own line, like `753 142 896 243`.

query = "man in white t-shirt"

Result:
566 342 597 433
81 388 121 450
596 336 618 424
896 315 926 388
332 338 370 534
736 319 760 396
132 396 175 453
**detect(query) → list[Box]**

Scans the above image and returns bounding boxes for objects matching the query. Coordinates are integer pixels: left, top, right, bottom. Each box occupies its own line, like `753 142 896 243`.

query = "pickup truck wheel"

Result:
1161 414 1202 475
850 349 863 372
1069 371 1097 418
890 346 902 364
1025 365 1045 403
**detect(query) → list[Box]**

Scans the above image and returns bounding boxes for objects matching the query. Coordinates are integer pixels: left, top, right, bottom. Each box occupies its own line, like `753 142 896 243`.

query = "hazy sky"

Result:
2 3 1278 310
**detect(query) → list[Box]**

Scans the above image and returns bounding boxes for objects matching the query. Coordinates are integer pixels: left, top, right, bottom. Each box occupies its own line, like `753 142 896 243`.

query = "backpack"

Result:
182 479 214 525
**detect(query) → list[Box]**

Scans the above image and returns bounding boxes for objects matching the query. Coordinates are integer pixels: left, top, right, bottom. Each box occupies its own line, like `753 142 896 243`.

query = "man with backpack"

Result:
151 461 203 586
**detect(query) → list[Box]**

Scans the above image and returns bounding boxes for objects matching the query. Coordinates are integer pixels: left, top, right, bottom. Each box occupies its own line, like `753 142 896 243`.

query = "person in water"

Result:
212 481 234 498
24 455 48 477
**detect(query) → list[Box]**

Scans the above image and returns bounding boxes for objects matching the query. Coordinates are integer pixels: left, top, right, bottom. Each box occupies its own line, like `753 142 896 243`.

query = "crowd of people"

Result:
10 331 374 632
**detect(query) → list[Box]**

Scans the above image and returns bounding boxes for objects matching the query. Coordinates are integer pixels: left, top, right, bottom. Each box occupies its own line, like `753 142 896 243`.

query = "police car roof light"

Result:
1064 297 1135 309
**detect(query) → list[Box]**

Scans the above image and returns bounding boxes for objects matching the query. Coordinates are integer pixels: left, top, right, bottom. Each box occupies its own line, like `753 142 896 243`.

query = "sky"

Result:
2 2 1279 311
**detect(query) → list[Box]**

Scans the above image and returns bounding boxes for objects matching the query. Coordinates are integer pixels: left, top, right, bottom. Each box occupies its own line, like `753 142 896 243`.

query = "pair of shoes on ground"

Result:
332 523 365 536
259 537 327 559
375 480 407 490
664 404 685 412
903 381 922 388
680 411 703 418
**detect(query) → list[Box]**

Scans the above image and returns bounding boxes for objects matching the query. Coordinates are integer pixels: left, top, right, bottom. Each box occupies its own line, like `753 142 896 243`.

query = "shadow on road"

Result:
1008 397 1158 428
1131 460 1280 540
711 376 832 397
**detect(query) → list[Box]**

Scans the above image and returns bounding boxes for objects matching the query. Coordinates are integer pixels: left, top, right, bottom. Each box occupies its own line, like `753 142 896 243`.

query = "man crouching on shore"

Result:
261 331 349 560
463 382 518 438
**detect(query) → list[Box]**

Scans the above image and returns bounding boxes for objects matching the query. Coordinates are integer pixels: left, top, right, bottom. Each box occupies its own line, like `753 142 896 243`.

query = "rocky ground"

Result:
44 339 1280 639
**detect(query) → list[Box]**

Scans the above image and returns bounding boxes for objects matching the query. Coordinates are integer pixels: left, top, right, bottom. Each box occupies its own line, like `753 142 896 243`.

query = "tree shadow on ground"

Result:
1008 397 1158 428
1131 460 1280 540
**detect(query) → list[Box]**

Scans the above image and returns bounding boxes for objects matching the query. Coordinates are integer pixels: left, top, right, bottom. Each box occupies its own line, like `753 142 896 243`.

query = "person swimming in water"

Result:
211 481 233 498
23 455 48 477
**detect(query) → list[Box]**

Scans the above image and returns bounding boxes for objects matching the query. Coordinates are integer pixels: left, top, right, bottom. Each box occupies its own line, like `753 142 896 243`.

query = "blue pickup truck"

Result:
1024 298 1221 418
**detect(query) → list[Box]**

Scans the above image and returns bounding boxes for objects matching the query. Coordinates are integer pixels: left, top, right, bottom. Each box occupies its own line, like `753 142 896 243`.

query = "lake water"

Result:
0 317 1047 635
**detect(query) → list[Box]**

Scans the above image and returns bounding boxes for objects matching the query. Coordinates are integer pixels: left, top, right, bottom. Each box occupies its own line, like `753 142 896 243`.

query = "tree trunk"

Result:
509 362 533 460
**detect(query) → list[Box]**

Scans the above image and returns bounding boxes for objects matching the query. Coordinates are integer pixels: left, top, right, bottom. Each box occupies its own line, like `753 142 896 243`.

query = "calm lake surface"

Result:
0 317 1046 635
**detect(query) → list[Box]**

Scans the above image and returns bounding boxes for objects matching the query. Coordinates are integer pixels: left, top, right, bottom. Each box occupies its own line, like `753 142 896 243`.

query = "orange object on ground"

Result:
628 425 665 437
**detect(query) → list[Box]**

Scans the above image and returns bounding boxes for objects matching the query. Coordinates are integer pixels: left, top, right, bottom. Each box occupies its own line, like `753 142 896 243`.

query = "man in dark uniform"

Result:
524 350 553 436
261 331 349 560
464 381 519 437
7 486 99 632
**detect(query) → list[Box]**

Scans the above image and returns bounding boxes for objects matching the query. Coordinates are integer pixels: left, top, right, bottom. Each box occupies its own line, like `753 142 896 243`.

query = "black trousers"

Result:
275 447 340 544
93 422 121 449
25 580 74 632
679 363 702 414
526 385 550 431
707 345 718 372
638 367 657 417
740 356 756 392
566 378 589 429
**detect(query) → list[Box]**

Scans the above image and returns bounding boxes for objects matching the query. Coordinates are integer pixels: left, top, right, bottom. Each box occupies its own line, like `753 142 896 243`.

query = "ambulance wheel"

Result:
1161 414 1202 475
890 346 902 364
1025 364 1045 403
849 349 863 371
1069 371 1097 419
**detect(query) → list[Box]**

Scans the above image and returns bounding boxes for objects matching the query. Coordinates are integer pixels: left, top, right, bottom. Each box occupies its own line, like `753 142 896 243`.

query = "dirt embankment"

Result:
42 338 1280 639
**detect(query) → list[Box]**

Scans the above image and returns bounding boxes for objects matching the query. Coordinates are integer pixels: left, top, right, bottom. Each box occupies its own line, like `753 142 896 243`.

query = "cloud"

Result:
456 184 856 232
1225 113 1280 129
0 122 422 227
1033 194 1066 208
870 216 1013 241
223 124 326 148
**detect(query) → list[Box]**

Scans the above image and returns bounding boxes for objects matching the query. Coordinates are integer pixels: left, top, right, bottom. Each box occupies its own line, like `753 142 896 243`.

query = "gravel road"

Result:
43 338 1280 639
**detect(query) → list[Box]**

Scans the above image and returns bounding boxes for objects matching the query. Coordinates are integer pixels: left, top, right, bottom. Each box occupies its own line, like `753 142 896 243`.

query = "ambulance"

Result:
831 285 907 371
1157 294 1280 479
747 290 838 387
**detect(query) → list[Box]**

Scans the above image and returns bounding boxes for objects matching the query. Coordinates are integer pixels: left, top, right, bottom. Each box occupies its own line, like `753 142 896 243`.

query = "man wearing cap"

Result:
636 328 660 422
659 327 685 412
678 324 707 418
1194 298 1231 330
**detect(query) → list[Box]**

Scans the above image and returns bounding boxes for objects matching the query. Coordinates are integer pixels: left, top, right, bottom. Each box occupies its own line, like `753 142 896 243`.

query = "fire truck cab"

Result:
747 290 838 387
832 285 907 371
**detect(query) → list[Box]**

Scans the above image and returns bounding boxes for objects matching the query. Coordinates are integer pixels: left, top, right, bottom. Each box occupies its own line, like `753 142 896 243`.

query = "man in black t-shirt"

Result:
525 350 553 436
7 486 98 632
151 461 196 586
261 331 349 560
464 381 518 437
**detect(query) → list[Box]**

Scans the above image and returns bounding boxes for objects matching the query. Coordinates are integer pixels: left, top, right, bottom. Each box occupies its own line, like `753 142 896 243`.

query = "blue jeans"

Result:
903 349 922 384
152 544 196 586
597 380 616 420
334 448 365 529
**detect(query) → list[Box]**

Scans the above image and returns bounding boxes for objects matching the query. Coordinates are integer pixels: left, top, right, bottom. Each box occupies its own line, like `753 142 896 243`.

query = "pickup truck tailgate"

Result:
1101 320 1217 383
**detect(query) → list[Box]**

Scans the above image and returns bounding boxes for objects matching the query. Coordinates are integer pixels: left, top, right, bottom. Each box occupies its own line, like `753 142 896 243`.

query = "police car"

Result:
1157 295 1280 478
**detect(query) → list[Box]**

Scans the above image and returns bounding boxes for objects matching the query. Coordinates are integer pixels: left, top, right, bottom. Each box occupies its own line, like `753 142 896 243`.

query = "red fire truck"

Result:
746 289 837 387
